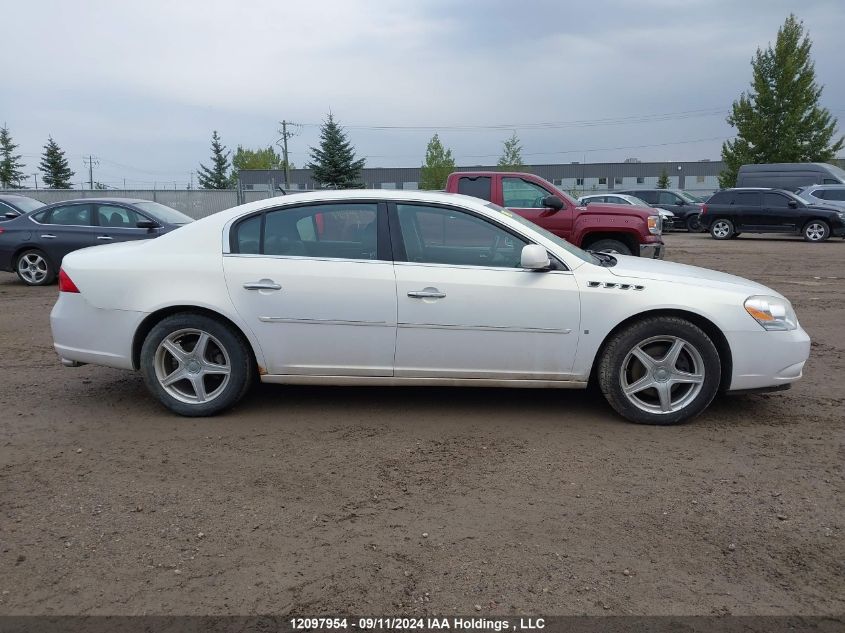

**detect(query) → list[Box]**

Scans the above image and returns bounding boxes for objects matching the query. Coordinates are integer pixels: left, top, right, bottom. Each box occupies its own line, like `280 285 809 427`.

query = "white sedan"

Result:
51 190 810 425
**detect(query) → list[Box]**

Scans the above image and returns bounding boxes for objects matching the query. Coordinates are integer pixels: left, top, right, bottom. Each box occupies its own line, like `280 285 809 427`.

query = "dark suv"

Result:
699 188 845 242
616 189 704 231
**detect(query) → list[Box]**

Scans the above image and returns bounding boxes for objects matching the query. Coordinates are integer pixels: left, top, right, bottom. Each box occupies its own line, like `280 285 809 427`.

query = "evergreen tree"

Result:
308 113 365 189
419 133 455 190
39 136 75 189
656 169 670 189
197 131 231 189
497 131 525 171
719 14 843 188
0 124 26 188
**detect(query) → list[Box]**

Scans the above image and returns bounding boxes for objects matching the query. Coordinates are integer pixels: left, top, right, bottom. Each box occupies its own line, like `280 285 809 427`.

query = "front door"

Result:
223 201 397 376
753 192 800 231
500 176 573 238
390 202 581 380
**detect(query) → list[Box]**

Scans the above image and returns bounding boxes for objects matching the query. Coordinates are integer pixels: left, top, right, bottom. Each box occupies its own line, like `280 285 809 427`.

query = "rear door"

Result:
500 176 572 237
33 203 96 266
94 204 161 244
223 201 397 376
730 191 762 230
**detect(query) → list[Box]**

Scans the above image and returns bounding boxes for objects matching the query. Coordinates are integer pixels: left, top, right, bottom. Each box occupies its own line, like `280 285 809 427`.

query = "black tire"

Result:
587 239 632 256
710 219 734 240
140 313 255 416
15 249 56 286
597 316 721 425
802 219 830 242
685 214 702 232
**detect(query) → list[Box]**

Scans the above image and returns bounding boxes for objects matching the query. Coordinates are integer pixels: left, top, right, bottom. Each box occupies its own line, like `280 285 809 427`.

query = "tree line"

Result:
3 15 839 192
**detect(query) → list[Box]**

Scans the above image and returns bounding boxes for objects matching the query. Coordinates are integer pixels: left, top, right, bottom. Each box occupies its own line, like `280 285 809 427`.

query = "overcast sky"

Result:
3 0 844 188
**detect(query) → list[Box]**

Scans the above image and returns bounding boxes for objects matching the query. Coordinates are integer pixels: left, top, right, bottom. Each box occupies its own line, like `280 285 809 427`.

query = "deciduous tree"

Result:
419 133 455 190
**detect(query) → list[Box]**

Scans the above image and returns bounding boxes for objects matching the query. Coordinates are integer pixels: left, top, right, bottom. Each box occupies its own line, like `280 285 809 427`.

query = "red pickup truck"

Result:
445 171 665 258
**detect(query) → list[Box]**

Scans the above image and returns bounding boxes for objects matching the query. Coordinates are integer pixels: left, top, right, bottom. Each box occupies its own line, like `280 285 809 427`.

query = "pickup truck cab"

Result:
445 171 664 258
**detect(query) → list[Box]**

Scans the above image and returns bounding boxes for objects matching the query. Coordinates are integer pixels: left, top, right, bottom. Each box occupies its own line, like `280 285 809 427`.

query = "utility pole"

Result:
83 155 99 190
32 173 38 189
189 171 194 190
277 120 301 189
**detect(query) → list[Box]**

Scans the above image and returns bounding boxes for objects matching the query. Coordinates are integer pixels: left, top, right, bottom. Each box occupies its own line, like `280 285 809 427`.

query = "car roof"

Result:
39 197 152 206
0 194 40 201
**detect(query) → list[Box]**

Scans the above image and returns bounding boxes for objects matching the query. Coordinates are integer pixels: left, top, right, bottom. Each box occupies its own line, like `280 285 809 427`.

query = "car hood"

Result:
607 255 778 296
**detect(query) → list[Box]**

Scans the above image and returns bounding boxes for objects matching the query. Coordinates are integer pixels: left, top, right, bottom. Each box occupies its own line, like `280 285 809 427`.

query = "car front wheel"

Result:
803 220 830 242
140 313 255 416
686 214 702 232
597 317 721 425
710 219 734 240
16 249 55 286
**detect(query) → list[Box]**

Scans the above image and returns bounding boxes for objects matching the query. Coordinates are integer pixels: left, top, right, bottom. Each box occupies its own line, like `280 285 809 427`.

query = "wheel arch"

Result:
588 308 733 392
580 231 639 254
132 305 264 374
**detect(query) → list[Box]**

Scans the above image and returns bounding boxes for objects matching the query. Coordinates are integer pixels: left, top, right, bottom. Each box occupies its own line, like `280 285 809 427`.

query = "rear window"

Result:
457 176 492 201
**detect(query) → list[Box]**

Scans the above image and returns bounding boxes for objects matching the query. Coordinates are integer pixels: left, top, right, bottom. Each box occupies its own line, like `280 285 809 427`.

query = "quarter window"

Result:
396 204 528 268
502 178 552 208
46 204 93 226
97 205 141 228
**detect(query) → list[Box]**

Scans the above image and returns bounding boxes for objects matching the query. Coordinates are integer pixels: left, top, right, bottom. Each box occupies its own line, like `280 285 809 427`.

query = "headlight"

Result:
647 215 662 235
744 295 798 331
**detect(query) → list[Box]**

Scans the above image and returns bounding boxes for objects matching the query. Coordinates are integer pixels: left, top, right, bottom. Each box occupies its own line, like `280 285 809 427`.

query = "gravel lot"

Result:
0 232 843 616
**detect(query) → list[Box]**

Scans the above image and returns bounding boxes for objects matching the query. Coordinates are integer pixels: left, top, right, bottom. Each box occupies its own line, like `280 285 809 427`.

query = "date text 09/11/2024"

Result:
289 617 546 631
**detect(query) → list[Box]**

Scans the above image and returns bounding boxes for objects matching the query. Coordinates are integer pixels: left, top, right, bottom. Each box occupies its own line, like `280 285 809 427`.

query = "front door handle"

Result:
96 236 113 241
40 234 57 239
243 280 282 291
408 288 446 299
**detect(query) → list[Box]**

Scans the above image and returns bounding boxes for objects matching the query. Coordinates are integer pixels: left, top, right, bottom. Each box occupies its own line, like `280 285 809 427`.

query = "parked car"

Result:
52 189 809 426
578 193 675 230
616 189 704 231
445 172 664 257
795 184 845 211
0 198 193 286
736 162 845 191
0 194 45 218
699 188 845 242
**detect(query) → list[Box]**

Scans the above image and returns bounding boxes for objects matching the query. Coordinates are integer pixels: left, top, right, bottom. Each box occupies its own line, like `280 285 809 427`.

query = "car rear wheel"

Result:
587 239 632 256
710 219 734 240
686 214 702 232
803 220 830 242
140 313 255 416
597 316 721 425
15 249 55 286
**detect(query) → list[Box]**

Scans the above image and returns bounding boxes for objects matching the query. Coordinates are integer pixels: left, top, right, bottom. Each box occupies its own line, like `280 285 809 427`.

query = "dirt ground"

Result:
0 232 842 617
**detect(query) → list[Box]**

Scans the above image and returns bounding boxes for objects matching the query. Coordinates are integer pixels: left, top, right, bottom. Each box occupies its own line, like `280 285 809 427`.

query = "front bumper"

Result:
725 326 811 391
639 242 665 259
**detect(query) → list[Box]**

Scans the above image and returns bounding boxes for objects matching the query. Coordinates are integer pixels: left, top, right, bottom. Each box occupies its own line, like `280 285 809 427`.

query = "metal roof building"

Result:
238 160 727 195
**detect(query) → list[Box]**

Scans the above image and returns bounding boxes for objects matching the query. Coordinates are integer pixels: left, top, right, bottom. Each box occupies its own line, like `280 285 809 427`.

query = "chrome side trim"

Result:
258 316 388 326
398 322 572 334
260 374 588 389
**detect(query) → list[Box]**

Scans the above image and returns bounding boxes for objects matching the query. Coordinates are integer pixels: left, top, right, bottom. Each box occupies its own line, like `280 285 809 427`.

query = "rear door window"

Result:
824 189 845 201
46 204 93 226
733 192 762 207
457 176 492 201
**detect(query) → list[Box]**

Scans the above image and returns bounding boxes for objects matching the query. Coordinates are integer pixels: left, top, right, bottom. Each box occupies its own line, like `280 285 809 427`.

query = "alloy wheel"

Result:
17 253 49 284
805 222 826 241
712 221 730 238
619 335 705 414
153 328 231 405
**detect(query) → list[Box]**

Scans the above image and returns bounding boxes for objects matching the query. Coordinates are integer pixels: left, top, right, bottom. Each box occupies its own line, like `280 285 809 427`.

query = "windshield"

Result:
627 196 649 206
678 191 703 203
486 202 596 264
134 201 193 225
10 197 45 213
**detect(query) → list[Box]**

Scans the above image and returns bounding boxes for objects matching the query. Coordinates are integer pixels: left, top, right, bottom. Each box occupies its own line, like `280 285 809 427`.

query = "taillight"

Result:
700 204 708 215
58 269 80 293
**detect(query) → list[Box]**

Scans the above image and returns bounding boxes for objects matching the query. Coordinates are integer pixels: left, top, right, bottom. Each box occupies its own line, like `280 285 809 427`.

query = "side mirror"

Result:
136 220 158 229
788 200 798 208
542 195 564 211
520 244 551 270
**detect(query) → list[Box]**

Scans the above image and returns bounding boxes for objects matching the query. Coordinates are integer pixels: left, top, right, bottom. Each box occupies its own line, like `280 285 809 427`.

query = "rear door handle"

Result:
243 280 282 291
408 288 446 299
97 236 114 241
40 234 56 239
